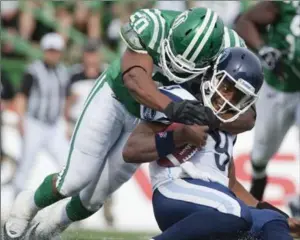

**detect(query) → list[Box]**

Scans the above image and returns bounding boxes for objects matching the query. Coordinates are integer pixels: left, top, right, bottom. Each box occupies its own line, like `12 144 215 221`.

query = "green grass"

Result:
62 230 157 240
62 230 300 240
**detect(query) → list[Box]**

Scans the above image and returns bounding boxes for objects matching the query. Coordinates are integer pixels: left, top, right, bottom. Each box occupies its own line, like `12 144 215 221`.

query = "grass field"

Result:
62 230 157 240
62 230 300 240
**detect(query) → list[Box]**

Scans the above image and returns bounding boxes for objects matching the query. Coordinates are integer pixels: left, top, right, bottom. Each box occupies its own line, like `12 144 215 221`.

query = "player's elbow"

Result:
245 108 256 131
234 13 254 36
246 119 255 131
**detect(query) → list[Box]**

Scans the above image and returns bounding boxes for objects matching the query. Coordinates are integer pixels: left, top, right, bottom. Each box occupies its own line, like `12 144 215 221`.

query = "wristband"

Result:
155 131 176 158
257 201 289 218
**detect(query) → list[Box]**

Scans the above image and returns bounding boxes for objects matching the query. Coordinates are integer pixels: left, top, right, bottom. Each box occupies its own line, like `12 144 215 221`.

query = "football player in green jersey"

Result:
236 1 300 217
3 8 256 240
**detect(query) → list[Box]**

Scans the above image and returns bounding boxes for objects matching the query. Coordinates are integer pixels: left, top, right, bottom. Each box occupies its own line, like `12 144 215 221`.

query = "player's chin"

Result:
219 112 235 120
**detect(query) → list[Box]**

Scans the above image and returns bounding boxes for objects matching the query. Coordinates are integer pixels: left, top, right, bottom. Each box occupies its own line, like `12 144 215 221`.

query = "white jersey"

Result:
140 86 236 190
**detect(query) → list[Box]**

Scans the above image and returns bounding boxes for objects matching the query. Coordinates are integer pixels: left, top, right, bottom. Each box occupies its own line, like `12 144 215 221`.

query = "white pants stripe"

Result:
158 179 242 217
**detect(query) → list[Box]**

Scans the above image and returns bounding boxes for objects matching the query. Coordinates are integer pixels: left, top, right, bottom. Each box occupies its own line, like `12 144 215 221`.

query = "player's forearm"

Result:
228 160 258 207
123 127 186 163
123 133 161 163
235 2 278 50
231 180 259 207
235 17 264 50
123 69 171 111
219 108 255 134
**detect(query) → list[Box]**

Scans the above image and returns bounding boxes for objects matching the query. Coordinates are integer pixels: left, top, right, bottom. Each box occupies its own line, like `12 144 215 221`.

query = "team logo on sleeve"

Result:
172 11 189 29
143 107 156 121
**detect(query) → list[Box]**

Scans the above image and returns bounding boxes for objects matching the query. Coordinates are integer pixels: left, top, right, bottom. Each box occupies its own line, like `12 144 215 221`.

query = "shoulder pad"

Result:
126 9 166 53
120 23 147 54
224 27 247 49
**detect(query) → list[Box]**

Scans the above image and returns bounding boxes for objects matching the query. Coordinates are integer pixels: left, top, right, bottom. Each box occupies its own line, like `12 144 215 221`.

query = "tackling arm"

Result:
123 121 208 163
219 106 256 135
123 122 187 163
122 49 172 111
228 160 259 207
235 1 279 50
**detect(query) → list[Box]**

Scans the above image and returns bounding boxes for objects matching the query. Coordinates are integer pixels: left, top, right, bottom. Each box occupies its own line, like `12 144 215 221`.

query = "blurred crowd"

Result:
1 0 254 66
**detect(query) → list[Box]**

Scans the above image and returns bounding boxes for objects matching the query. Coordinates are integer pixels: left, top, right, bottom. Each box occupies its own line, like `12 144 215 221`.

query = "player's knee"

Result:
251 146 273 168
251 160 267 177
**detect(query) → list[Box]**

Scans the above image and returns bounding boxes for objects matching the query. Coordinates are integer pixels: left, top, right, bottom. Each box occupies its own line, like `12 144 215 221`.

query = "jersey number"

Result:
286 15 300 60
211 131 231 172
130 12 149 34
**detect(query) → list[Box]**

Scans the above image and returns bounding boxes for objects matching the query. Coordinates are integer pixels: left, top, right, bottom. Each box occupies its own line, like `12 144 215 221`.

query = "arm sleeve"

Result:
1 70 15 100
20 72 35 97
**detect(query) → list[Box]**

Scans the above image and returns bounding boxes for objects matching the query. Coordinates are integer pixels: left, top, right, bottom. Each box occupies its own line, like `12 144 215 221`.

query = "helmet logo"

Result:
172 11 189 29
218 48 230 63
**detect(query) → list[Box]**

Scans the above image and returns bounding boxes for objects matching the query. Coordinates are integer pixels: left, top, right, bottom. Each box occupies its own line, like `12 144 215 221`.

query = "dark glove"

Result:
163 100 220 128
258 46 284 77
203 106 221 130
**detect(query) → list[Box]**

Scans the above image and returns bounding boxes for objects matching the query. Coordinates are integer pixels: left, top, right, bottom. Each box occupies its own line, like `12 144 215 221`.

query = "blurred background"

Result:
1 1 299 239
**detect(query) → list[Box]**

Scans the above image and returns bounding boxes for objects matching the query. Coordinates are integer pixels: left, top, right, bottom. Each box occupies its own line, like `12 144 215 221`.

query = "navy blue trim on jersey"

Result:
233 136 237 146
159 88 183 102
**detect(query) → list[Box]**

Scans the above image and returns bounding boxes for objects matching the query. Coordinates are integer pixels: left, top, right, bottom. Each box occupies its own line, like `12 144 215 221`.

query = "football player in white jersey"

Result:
123 47 300 239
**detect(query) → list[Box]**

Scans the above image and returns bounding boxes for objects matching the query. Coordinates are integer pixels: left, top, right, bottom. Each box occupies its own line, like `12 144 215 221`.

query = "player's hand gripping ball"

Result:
157 123 208 167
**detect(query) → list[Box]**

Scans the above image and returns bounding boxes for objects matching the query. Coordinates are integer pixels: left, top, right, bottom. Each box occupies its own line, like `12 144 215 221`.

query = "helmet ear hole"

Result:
185 29 192 36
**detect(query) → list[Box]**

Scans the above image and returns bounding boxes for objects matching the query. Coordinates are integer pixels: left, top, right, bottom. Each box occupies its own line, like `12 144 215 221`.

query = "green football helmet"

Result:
160 8 225 84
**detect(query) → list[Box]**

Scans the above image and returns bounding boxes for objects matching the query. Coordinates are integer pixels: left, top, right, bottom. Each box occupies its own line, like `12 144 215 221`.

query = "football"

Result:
157 123 198 167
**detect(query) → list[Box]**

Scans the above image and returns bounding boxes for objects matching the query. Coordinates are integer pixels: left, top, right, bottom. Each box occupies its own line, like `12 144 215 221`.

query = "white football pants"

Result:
251 82 300 177
56 74 140 211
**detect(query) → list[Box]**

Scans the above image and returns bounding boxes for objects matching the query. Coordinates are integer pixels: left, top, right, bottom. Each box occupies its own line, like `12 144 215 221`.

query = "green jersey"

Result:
265 1 300 92
105 9 246 118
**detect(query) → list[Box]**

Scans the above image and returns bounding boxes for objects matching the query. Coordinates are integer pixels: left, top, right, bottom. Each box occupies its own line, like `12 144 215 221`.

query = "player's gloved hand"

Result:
203 106 221 130
258 45 285 80
258 45 281 71
163 100 219 127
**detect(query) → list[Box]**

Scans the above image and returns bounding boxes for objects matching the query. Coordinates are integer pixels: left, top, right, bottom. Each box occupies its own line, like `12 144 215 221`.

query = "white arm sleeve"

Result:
140 85 196 124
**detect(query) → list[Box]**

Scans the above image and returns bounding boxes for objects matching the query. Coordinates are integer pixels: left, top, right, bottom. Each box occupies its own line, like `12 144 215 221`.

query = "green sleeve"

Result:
224 27 247 48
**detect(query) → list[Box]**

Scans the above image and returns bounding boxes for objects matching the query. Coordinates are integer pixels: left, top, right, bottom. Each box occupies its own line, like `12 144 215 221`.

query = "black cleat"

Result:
250 176 267 201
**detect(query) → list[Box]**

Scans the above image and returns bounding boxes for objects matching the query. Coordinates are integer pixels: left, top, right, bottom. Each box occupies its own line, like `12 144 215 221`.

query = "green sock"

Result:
34 173 65 208
66 195 96 221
